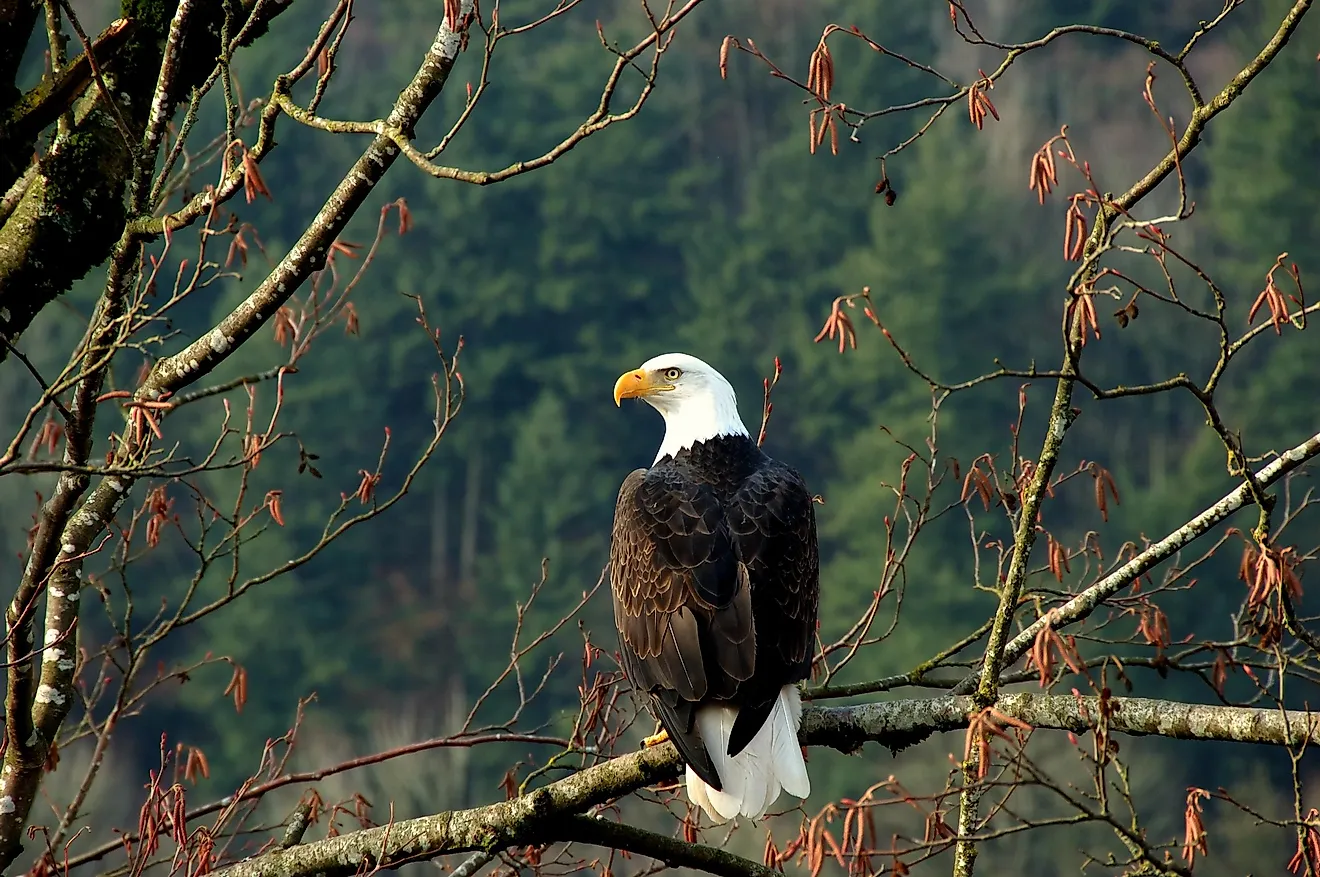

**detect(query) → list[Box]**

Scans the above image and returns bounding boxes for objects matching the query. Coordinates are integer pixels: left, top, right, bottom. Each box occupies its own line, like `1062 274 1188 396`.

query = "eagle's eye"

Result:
661 367 682 382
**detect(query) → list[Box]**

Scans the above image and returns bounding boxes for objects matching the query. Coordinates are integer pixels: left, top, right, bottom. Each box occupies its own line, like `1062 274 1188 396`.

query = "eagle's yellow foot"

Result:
642 728 670 747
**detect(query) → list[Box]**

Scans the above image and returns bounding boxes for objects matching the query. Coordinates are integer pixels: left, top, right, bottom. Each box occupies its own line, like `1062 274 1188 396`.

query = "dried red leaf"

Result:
500 765 518 800
1028 136 1060 204
762 830 781 869
719 35 735 80
1287 808 1320 874
241 148 272 203
327 239 361 263
272 306 296 347
265 490 285 526
1182 788 1210 865
394 197 413 235
967 76 999 130
183 745 210 784
354 470 381 505
1212 651 1229 697
964 707 1033 778
245 433 263 469
1249 254 1302 335
814 297 858 353
222 664 248 713
1138 603 1171 653
1064 194 1088 261
807 34 834 103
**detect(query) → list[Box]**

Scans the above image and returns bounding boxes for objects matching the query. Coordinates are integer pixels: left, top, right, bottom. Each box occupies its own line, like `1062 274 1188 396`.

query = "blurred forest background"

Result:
1 0 1317 873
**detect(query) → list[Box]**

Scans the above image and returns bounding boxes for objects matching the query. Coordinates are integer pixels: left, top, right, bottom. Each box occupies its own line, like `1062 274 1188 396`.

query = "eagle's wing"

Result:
723 459 819 757
610 467 756 788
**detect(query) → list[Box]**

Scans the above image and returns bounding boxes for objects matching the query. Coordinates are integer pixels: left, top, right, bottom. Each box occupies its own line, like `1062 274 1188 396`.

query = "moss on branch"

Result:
0 110 129 344
0 0 295 365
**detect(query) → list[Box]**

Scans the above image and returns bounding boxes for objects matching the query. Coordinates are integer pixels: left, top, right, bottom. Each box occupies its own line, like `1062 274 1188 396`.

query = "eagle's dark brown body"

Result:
609 433 819 790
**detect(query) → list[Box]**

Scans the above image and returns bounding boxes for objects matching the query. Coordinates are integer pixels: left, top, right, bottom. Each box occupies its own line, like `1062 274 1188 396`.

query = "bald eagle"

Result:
610 353 819 822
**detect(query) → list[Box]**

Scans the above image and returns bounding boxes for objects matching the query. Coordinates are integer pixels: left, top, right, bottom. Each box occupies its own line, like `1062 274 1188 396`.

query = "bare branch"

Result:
956 427 1320 691
205 695 1320 877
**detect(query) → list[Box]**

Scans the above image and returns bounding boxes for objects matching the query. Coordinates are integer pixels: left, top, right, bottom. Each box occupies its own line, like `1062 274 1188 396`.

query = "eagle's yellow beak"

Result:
613 369 669 406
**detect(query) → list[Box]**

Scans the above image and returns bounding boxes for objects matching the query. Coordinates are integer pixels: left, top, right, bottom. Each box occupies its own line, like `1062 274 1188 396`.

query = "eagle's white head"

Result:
613 352 750 463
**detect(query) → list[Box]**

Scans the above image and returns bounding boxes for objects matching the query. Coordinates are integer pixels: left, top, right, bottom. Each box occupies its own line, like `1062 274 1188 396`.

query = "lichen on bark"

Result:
0 111 130 338
0 0 292 364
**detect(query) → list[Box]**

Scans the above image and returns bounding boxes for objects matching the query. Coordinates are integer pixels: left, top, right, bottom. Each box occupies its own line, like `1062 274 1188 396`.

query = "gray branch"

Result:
139 2 471 400
953 426 1320 694
208 693 1320 877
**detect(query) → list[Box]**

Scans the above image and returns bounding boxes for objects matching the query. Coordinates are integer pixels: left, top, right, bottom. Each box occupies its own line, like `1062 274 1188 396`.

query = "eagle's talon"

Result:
642 729 670 747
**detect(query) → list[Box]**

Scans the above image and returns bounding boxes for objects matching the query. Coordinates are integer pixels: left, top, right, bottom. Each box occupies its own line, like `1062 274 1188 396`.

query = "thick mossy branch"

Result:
0 1 300 867
0 0 293 365
0 17 137 189
0 4 473 864
212 740 683 877
207 695 1320 877
0 109 130 347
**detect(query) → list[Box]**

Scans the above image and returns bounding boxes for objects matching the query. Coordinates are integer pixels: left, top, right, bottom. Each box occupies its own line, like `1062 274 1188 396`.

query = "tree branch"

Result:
551 815 780 877
1112 0 1312 216
0 3 476 868
0 0 40 121
3 16 136 153
211 739 680 877
957 427 1320 691
206 695 1320 877
0 0 295 364
946 6 1313 871
137 7 472 400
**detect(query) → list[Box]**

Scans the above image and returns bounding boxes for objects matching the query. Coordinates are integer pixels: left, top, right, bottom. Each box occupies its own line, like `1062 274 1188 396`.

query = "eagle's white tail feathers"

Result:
770 686 811 799
685 685 809 823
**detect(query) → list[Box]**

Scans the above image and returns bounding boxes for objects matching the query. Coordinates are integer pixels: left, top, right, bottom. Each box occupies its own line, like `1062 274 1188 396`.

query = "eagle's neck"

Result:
654 394 749 464
668 433 764 485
